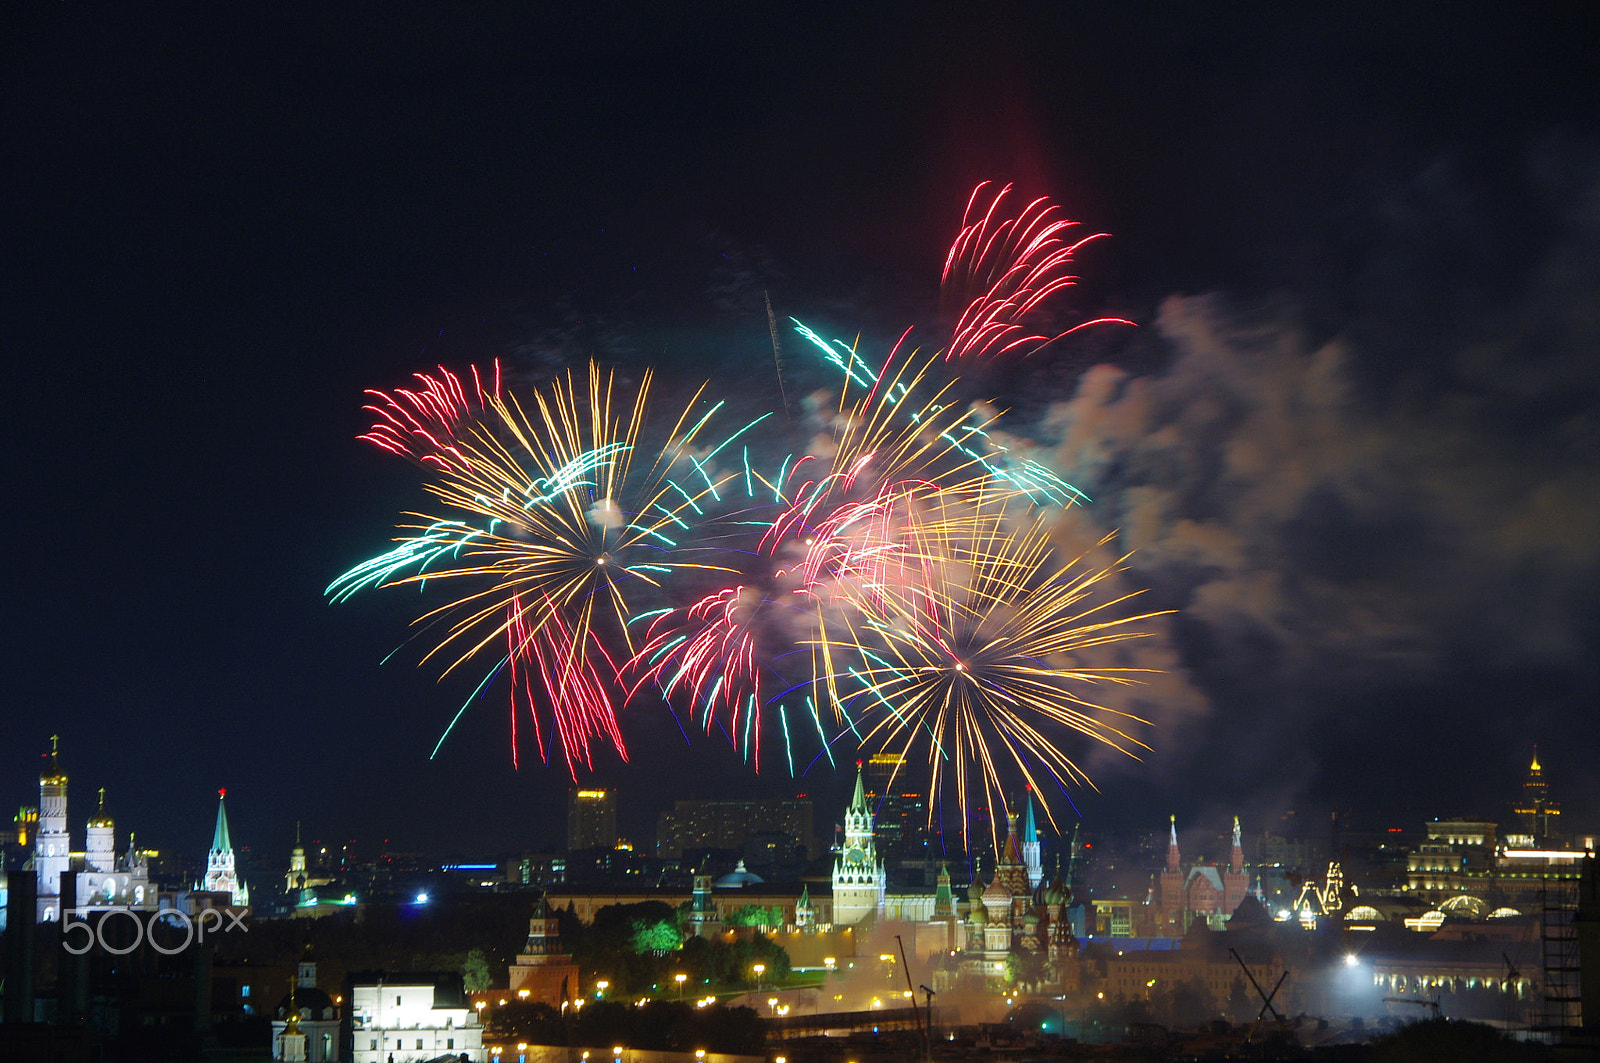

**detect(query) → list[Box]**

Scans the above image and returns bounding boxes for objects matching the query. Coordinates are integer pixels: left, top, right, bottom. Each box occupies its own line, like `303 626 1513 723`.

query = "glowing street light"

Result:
675 973 688 999
752 963 765 990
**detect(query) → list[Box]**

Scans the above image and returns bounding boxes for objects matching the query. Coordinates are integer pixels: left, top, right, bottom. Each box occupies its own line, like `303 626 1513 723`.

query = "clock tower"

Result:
831 763 885 926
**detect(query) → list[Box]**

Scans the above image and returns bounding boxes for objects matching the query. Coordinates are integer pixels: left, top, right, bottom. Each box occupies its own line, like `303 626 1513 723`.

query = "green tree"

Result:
461 946 494 993
631 917 683 954
726 904 782 928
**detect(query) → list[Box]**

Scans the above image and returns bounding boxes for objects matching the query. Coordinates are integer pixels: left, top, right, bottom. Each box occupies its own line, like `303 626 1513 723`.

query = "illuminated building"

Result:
199 788 250 907
34 737 70 922
831 765 886 926
29 740 155 923
345 972 485 1063
14 806 38 849
284 821 335 899
1509 747 1561 847
508 896 579 1006
860 753 928 860
75 788 154 914
931 799 1077 991
1157 816 1252 933
271 946 340 1061
567 789 617 851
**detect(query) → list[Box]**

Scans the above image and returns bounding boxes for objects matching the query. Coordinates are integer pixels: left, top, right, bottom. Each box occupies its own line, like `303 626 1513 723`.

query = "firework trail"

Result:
329 361 765 776
942 180 1134 361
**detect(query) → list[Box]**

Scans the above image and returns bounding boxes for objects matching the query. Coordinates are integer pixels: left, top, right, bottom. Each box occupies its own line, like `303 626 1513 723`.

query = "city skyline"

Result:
7 4 1599 858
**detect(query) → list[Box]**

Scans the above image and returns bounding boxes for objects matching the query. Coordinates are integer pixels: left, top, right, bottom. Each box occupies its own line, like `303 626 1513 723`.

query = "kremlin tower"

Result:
831 763 886 925
200 788 250 906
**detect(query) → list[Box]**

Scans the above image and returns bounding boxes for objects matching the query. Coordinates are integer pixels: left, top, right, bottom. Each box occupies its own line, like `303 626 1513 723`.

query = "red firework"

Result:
942 181 1133 360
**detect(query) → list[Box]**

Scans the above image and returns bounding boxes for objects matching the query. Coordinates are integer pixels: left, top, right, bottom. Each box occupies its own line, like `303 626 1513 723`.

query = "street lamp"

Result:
752 964 765 990
675 973 688 999
595 980 609 999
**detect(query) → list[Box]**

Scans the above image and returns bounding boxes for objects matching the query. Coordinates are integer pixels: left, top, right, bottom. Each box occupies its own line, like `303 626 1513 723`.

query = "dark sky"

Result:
7 3 1599 866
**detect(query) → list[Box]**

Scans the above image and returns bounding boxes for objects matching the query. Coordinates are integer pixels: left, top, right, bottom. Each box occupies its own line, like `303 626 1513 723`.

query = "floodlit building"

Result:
1158 816 1252 932
831 766 886 926
198 789 250 907
344 972 486 1063
508 896 579 1006
34 738 70 922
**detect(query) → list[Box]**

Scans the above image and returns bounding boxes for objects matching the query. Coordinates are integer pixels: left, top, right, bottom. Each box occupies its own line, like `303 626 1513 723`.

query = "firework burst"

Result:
817 495 1163 847
329 361 762 775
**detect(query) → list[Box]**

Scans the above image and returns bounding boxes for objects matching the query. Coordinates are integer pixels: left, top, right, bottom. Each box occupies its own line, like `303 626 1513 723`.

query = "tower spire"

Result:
212 788 233 852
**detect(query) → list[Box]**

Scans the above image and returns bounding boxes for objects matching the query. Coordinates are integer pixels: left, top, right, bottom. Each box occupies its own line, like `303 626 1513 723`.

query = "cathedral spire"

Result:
1167 814 1181 873
850 760 868 814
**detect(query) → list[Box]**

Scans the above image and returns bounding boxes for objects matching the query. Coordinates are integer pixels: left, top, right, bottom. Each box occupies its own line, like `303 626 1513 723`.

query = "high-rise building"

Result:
1511 747 1561 845
567 789 617 851
654 798 814 858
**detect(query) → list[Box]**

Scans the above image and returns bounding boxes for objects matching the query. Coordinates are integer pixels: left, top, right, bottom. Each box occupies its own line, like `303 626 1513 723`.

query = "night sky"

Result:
7 4 1599 866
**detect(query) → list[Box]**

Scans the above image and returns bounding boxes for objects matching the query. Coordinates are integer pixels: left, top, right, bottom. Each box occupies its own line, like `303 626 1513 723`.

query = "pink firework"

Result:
942 182 1133 360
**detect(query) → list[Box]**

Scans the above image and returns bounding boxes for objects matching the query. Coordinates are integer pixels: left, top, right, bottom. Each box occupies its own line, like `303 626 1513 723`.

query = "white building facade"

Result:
347 974 485 1063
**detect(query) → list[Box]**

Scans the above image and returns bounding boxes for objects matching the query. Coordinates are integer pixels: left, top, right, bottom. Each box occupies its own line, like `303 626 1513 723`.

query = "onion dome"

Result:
87 787 114 829
982 877 1010 909
1037 863 1069 908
